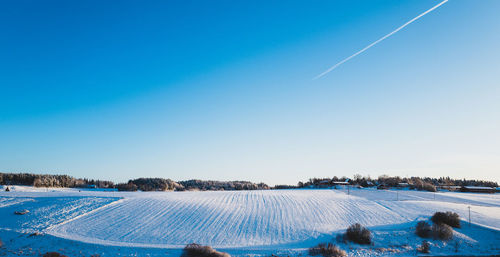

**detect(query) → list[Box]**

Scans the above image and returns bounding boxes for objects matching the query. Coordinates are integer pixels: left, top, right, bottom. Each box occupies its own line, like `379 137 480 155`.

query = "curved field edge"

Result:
0 195 121 233
4 220 500 257
45 189 500 249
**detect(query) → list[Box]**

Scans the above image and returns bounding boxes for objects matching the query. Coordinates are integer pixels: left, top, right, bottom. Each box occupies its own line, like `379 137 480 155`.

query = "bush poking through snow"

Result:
431 211 461 228
181 243 230 257
43 252 68 257
416 221 432 238
308 243 347 257
345 223 372 245
417 240 430 253
432 223 453 240
14 209 29 215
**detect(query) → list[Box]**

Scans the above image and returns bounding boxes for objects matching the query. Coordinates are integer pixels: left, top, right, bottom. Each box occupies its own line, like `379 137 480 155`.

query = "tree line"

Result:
1 172 497 192
296 174 498 191
116 178 269 191
0 173 268 191
0 172 114 188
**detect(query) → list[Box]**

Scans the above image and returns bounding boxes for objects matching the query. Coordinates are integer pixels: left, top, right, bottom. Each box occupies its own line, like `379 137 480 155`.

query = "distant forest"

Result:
293 175 498 192
0 172 114 188
0 172 497 192
0 173 269 191
116 178 270 192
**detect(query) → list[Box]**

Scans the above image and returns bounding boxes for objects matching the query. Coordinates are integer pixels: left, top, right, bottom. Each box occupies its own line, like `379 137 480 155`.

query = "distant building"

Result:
333 181 349 189
397 183 410 188
318 180 331 188
460 186 495 194
377 184 389 190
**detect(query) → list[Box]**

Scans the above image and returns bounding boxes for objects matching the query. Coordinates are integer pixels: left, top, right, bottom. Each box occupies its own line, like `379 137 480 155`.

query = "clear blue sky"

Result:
1 0 499 185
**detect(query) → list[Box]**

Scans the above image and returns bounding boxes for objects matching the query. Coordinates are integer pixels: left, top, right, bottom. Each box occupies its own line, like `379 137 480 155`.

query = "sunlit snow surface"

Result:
1 186 499 256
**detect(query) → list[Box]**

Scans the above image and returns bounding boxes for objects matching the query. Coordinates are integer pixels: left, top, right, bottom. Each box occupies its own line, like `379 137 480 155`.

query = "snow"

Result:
463 186 495 190
0 186 499 256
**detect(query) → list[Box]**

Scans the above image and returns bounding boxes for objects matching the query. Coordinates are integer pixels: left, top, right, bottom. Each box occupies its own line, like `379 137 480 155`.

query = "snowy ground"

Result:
0 186 499 256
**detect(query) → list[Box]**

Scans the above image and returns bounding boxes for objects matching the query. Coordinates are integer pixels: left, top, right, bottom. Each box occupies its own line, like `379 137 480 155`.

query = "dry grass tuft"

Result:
43 252 68 257
417 240 431 253
309 243 347 257
181 243 230 257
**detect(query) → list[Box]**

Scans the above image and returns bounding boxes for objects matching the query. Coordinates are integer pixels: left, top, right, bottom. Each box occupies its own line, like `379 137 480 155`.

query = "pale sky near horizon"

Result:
1 0 499 185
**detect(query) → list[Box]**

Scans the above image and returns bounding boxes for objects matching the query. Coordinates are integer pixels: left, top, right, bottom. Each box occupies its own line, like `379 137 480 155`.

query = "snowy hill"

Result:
0 186 499 256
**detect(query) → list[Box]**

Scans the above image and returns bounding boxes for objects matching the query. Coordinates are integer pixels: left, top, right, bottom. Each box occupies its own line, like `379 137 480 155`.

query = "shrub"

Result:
43 253 68 257
309 243 347 257
0 238 3 247
431 211 460 228
432 223 453 240
422 182 437 192
417 241 430 253
412 179 437 192
181 243 230 257
345 223 371 245
415 221 432 238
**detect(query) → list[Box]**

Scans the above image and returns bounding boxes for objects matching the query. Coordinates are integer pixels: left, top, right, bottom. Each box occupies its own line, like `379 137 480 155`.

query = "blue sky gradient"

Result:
1 0 499 185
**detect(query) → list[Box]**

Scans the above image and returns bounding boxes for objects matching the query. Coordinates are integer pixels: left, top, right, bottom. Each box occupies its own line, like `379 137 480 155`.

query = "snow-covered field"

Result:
0 186 499 256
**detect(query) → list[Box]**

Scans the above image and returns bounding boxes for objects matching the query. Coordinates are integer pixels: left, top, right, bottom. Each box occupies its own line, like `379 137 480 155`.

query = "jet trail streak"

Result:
314 0 449 80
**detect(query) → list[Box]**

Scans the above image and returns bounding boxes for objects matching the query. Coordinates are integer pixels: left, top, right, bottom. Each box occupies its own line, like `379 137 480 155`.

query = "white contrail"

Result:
314 0 449 80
